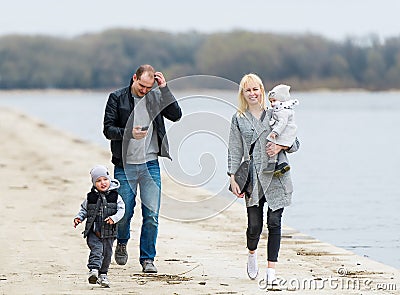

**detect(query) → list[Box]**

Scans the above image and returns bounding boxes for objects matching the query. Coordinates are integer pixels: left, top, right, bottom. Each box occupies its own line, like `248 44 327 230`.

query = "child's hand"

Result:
268 132 277 139
74 218 82 228
104 217 115 225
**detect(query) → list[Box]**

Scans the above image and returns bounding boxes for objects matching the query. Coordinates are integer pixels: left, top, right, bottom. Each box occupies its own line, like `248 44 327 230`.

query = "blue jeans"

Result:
114 160 161 263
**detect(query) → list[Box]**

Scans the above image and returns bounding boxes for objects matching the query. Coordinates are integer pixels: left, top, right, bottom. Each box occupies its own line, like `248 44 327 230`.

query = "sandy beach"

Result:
0 106 399 295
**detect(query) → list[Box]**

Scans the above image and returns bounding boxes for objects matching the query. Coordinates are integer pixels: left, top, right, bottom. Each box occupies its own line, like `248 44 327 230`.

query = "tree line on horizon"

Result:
1 29 400 90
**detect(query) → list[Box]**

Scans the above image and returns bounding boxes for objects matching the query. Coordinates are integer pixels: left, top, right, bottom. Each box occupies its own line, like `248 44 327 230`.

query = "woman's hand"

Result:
230 175 245 198
266 142 288 157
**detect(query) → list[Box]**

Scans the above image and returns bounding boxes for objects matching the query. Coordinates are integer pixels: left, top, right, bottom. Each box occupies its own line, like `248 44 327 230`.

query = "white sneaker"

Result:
88 269 98 284
97 274 110 288
247 252 258 280
266 268 276 285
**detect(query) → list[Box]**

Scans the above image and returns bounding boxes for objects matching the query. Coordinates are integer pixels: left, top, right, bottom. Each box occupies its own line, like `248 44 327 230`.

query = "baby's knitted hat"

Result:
90 165 111 185
268 84 291 102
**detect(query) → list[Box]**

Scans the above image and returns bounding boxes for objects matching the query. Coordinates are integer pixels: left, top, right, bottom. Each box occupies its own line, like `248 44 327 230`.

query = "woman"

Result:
227 73 299 284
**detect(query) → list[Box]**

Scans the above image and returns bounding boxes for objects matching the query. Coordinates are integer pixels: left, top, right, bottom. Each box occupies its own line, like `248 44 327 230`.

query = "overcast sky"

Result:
1 0 399 41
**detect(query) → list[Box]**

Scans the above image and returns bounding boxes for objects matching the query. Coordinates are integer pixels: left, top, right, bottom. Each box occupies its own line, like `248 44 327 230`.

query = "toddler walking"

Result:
74 165 125 287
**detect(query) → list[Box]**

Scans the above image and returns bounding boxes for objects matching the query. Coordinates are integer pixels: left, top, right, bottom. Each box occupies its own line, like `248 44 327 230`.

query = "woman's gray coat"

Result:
227 109 300 210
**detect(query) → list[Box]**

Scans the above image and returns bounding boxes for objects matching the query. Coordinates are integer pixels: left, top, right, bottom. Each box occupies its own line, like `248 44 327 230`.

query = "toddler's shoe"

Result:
97 274 110 288
273 162 290 177
88 269 98 284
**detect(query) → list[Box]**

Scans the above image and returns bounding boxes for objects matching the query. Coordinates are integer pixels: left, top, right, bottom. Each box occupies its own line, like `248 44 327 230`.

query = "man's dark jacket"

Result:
103 79 182 166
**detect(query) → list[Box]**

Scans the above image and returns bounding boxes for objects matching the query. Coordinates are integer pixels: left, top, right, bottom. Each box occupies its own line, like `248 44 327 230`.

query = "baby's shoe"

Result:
273 162 290 177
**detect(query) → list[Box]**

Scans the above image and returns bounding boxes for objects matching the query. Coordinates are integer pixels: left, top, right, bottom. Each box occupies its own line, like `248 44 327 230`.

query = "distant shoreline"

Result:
2 87 400 94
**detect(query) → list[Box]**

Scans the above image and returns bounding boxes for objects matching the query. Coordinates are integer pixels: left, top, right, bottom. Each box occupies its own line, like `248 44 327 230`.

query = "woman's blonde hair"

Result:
237 73 266 115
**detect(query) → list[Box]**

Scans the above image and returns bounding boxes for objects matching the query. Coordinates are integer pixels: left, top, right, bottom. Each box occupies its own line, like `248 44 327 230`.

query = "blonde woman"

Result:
227 73 300 284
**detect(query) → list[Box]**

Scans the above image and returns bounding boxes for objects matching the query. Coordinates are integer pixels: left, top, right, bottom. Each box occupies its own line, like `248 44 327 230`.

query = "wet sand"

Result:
0 107 399 294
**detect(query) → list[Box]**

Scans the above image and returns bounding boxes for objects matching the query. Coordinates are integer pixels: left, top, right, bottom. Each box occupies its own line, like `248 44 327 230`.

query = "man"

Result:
103 64 182 273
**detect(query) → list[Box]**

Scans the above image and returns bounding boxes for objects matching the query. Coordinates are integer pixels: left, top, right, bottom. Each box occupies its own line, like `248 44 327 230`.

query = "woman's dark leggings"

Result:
246 196 284 262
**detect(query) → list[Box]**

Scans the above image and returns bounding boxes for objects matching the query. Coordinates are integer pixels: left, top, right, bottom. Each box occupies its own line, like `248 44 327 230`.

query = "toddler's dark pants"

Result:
86 231 115 274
